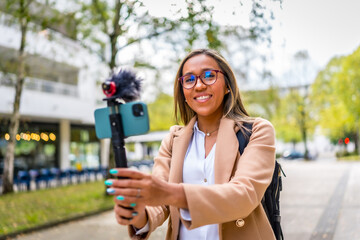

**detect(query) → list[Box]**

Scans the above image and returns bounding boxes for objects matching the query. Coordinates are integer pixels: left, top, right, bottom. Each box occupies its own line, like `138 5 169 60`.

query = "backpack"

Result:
236 123 285 240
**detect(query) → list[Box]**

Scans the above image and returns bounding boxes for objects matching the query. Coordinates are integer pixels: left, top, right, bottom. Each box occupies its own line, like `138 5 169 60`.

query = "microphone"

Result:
102 69 142 102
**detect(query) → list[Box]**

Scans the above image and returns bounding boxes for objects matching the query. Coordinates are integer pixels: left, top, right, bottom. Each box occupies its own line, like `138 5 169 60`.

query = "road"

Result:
13 160 360 240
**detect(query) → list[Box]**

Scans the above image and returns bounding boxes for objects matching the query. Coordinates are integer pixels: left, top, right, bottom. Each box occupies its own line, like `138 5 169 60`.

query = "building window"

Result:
0 121 59 175
70 126 100 169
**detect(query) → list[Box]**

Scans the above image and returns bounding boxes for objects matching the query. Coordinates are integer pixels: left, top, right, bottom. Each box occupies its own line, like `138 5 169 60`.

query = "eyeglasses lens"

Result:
182 70 217 89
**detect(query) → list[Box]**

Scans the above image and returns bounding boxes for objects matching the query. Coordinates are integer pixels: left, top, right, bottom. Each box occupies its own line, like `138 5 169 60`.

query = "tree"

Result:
271 51 316 159
76 0 181 70
76 0 281 70
147 93 175 131
311 46 360 155
311 57 348 141
243 86 281 120
1 0 33 194
337 46 360 155
1 0 69 194
273 89 310 148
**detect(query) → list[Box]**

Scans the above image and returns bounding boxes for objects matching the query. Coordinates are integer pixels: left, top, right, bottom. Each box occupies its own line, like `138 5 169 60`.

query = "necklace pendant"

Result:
206 132 210 137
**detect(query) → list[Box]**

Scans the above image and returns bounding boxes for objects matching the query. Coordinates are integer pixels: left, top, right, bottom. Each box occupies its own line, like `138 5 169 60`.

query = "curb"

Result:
0 206 114 240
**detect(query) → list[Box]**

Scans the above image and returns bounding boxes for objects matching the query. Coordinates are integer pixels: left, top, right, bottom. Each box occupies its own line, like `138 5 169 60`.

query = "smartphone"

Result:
94 101 149 139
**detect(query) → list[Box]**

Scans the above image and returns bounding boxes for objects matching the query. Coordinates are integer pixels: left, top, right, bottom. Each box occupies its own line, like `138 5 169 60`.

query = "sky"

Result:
270 0 360 76
143 0 360 81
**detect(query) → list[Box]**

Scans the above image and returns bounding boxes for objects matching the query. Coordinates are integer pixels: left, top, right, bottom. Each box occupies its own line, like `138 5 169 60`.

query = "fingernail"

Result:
117 196 125 201
104 180 113 186
132 212 138 216
109 169 118 174
106 188 115 194
130 203 136 207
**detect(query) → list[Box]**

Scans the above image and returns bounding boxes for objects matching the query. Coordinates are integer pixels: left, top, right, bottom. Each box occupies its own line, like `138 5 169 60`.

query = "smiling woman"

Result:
106 49 277 240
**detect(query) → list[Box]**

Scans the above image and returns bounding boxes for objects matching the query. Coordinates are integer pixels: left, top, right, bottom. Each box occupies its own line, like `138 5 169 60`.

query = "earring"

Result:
227 89 230 93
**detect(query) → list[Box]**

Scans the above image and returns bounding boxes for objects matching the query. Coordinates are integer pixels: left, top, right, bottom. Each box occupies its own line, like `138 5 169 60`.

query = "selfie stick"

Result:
107 102 127 168
101 69 142 169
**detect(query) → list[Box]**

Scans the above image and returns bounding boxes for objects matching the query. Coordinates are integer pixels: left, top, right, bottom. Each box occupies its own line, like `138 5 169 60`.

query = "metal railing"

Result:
0 74 77 97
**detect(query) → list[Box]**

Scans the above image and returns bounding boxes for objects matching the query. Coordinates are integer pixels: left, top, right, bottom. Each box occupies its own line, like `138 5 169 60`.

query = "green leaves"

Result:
147 93 175 131
310 46 360 145
76 0 280 69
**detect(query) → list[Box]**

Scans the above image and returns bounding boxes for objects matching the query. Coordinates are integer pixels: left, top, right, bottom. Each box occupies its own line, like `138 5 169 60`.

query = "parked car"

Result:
282 150 304 160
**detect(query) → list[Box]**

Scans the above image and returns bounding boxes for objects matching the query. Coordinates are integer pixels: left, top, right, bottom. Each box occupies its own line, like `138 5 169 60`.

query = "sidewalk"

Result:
13 160 360 240
12 211 167 240
280 160 360 240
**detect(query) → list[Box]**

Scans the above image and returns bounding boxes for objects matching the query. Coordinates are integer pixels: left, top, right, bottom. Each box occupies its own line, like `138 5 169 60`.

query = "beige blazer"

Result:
129 117 276 240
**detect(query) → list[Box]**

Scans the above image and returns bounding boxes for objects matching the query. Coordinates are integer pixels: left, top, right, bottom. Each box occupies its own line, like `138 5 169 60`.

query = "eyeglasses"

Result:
178 69 225 89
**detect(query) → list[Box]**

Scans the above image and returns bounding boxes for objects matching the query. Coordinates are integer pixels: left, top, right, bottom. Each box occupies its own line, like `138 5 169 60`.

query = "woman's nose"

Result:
194 77 206 90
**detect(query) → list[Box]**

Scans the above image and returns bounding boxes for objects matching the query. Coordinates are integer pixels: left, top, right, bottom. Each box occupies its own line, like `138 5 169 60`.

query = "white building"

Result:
0 4 110 173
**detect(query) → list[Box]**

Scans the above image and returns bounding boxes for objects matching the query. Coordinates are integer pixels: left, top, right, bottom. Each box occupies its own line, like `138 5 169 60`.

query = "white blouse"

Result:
179 121 219 240
136 122 219 240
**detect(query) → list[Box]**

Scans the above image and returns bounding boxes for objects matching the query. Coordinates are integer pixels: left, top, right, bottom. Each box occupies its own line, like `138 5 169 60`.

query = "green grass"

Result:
0 181 114 236
337 155 360 161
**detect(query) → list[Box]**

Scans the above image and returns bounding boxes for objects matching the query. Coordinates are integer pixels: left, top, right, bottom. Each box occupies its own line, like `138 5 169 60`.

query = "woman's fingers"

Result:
106 187 139 197
109 168 146 179
105 168 170 206
114 204 139 225
105 178 148 189
114 195 140 208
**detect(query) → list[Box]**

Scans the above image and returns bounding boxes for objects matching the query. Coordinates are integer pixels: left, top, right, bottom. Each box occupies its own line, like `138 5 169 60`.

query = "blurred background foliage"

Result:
2 0 359 168
72 0 360 158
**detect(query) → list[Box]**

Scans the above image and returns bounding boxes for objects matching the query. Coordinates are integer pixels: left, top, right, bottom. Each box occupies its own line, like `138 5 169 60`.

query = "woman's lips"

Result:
194 94 212 102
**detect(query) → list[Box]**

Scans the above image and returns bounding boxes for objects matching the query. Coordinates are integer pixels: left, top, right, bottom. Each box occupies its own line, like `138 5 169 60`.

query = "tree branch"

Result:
118 26 176 51
111 0 122 37
92 0 109 34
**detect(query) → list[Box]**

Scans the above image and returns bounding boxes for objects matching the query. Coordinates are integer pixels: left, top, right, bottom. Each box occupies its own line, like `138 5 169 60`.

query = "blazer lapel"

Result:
214 118 239 184
168 117 196 239
168 117 196 183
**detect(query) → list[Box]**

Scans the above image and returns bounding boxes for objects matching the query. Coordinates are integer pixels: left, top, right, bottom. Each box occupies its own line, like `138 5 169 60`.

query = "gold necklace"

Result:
206 128 219 137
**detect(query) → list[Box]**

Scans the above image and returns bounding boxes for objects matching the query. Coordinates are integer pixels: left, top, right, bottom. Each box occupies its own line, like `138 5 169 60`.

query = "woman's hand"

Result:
105 168 188 223
113 202 147 229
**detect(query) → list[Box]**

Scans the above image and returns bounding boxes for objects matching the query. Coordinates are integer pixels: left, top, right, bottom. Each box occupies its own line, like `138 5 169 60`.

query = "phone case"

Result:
120 102 149 137
94 102 149 139
94 107 112 139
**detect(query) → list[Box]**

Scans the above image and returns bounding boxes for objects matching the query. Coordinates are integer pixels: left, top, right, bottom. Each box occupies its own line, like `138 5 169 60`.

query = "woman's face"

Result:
181 54 228 120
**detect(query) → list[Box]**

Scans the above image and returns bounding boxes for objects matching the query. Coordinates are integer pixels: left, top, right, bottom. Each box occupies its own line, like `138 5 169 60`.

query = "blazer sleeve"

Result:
128 125 182 239
181 118 276 229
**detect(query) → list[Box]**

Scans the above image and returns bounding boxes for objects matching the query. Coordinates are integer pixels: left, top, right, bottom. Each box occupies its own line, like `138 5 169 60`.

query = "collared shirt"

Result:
179 121 219 240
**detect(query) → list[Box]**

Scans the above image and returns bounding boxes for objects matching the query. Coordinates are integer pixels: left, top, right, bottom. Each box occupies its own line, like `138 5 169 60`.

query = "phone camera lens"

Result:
132 104 144 117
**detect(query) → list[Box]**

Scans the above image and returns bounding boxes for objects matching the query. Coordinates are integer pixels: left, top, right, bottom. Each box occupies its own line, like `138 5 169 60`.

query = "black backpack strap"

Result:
236 122 285 240
236 122 253 155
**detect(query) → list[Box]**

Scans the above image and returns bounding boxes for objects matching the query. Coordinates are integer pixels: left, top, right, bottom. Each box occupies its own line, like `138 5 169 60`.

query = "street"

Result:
13 160 360 240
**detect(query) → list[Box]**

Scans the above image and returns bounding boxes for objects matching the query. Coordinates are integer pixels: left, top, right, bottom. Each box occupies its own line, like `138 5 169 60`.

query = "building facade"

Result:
0 5 110 174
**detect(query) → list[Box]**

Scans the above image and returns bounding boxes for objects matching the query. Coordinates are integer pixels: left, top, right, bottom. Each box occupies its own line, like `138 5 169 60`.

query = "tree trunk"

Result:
2 7 28 194
302 127 309 160
109 34 117 70
108 0 121 70
300 105 309 160
357 120 360 157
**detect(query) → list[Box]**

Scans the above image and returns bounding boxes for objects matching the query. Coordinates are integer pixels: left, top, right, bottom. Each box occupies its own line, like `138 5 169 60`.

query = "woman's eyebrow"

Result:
183 68 215 75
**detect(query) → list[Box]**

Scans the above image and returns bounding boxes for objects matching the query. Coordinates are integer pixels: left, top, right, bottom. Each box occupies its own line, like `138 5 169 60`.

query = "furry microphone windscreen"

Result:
108 69 142 102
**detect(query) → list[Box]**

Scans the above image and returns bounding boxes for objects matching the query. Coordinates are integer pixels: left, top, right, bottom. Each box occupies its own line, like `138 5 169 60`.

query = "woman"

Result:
105 49 276 240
